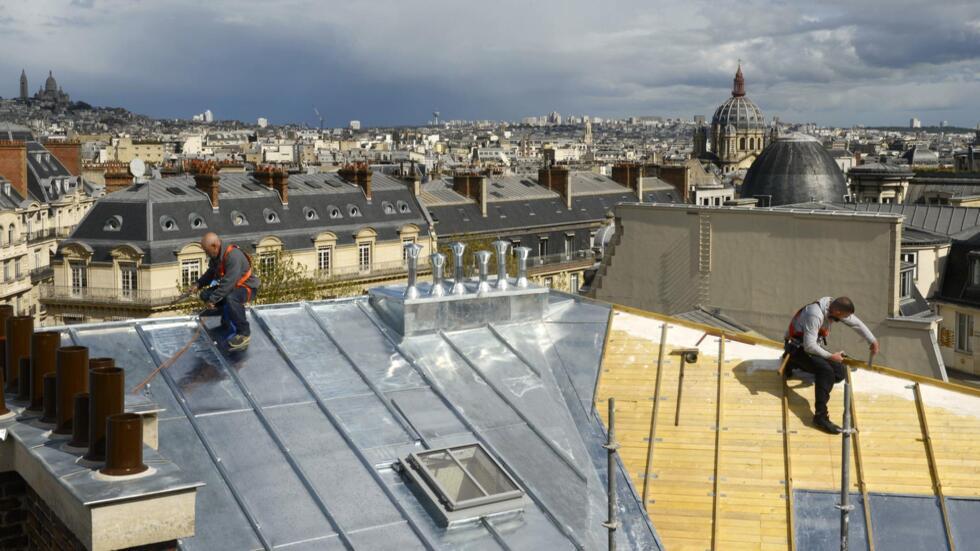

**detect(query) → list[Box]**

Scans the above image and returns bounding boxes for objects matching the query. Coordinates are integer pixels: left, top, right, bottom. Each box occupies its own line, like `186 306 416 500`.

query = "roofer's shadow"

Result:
732 359 817 428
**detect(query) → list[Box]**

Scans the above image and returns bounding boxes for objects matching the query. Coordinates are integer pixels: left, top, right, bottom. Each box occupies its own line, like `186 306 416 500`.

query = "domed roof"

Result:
711 64 765 130
45 71 57 92
741 133 848 205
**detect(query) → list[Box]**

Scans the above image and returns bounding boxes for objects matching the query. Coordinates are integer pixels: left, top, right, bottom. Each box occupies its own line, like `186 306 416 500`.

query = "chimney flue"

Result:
5 315 32 392
40 373 57 424
475 251 492 294
514 246 531 288
100 413 148 477
86 366 124 462
450 242 467 295
404 243 423 299
54 345 89 435
67 393 90 450
29 332 60 411
15 357 30 401
429 253 446 297
492 240 510 291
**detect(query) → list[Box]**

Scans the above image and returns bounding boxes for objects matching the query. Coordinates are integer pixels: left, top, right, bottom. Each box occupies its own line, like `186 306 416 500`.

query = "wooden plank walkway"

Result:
596 311 980 551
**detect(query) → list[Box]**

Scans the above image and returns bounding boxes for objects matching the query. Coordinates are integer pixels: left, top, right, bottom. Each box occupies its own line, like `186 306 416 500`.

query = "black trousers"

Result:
218 286 255 336
788 349 845 417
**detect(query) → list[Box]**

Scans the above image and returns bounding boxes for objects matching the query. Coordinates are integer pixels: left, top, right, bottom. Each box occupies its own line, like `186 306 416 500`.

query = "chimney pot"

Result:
41 372 57 424
514 246 531 288
492 240 510 290
29 331 61 411
54 345 89 435
16 357 30 401
403 243 424 299
68 392 90 449
5 315 32 393
100 413 149 477
450 242 467 295
429 253 446 297
86 366 124 462
475 250 492 294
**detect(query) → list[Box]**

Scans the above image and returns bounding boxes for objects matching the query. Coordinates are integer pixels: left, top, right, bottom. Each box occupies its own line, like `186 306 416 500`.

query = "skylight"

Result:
398 443 523 527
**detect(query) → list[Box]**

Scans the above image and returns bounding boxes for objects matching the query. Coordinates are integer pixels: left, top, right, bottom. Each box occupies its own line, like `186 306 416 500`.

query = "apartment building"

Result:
43 163 432 323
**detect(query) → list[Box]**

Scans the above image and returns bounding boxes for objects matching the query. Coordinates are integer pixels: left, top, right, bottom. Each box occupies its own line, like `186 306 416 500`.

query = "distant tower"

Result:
433 110 440 126
584 118 593 146
19 70 27 100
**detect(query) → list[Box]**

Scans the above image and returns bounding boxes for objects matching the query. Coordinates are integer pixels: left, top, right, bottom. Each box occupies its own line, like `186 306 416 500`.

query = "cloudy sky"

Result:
2 0 979 127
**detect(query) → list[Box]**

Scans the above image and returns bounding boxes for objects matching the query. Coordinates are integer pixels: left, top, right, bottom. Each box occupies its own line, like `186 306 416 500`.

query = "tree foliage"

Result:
437 236 519 280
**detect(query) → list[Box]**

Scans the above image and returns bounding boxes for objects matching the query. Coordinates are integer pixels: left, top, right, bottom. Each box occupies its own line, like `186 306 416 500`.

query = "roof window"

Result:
397 443 524 527
264 208 280 224
189 213 207 229
348 204 362 217
103 215 122 232
159 215 179 232
328 205 342 219
397 200 411 214
303 206 319 221
382 201 396 215
231 210 248 226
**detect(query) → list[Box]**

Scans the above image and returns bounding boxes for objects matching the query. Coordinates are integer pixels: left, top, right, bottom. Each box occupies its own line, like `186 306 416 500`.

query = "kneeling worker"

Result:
191 232 261 351
784 296 879 434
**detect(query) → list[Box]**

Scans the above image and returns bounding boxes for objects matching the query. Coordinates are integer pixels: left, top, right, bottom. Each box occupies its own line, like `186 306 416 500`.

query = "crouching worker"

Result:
784 296 879 434
190 232 261 351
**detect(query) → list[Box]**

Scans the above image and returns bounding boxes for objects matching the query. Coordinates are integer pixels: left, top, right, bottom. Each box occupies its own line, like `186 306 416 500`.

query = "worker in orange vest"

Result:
191 232 261 351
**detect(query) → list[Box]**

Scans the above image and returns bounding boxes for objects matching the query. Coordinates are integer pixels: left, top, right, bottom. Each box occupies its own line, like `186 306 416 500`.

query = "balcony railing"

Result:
528 249 596 269
310 258 430 282
25 228 68 243
30 266 54 283
40 285 183 307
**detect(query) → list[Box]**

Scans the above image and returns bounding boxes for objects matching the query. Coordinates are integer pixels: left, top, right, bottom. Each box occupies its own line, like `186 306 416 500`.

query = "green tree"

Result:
437 236 519 280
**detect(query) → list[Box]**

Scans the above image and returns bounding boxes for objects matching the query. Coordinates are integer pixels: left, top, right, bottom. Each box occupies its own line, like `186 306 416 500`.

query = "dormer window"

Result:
189 213 207 229
899 265 914 300
397 200 411 214
159 215 179 232
382 201 395 215
348 205 362 217
971 253 980 287
103 215 122 232
263 208 280 224
231 210 248 226
304 207 319 221
328 205 342 219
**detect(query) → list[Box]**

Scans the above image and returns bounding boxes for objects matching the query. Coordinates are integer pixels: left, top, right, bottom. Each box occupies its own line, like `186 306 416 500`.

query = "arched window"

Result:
7 225 14 244
739 137 746 150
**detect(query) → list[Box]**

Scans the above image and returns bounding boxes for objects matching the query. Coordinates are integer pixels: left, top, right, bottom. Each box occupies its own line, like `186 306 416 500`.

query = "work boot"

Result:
813 414 842 435
228 334 250 351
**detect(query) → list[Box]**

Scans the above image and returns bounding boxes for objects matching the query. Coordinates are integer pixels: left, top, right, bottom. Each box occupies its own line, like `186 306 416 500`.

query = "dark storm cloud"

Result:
1 0 978 127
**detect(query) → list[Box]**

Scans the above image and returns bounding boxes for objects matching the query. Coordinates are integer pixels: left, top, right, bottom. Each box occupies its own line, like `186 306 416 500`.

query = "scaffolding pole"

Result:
603 397 620 551
641 323 668 506
838 378 854 551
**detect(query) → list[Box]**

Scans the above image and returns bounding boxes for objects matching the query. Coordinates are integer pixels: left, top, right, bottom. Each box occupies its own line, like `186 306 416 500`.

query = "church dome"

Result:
740 133 848 206
711 64 765 130
45 71 58 93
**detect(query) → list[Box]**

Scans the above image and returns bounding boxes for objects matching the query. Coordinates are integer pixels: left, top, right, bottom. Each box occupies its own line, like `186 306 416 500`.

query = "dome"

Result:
712 96 765 130
45 71 57 92
741 133 848 206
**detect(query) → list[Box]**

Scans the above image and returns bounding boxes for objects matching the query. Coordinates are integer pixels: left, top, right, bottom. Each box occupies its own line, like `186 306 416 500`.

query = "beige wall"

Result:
906 243 949 298
936 302 978 375
592 204 944 378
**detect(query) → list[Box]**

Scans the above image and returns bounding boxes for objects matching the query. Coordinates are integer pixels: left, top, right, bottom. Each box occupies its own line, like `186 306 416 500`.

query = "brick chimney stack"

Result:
452 172 488 217
338 162 372 201
43 140 81 176
0 141 28 200
190 160 220 209
103 162 134 193
254 165 289 205
538 166 572 209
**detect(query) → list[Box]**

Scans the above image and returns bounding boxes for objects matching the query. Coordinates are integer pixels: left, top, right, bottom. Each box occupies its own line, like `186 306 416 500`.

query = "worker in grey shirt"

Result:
191 232 261 351
784 296 880 434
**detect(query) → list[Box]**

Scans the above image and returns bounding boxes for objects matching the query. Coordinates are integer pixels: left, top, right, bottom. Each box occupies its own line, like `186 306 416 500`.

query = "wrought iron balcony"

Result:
40 285 183 307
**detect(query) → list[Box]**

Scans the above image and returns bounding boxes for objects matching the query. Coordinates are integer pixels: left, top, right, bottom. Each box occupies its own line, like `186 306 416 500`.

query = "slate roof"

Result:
420 172 680 237
0 124 93 208
843 203 980 239
935 232 980 308
58 291 662 550
63 172 429 264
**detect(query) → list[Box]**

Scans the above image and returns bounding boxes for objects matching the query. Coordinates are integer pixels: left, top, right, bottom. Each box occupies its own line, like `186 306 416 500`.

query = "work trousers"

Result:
788 350 845 418
218 286 255 337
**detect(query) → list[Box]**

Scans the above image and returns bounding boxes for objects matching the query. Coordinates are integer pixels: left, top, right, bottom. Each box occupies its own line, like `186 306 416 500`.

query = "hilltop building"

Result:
695 64 768 174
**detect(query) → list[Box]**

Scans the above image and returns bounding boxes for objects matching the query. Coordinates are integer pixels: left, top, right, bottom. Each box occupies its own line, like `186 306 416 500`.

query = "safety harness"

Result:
216 244 254 303
787 301 830 345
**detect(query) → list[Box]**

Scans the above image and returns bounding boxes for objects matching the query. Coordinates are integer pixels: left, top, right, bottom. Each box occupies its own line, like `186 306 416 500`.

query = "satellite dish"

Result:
129 158 146 179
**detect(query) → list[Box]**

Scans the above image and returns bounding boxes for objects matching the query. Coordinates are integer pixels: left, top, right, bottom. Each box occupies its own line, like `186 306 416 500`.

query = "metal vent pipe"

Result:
89 357 115 370
450 242 467 295
429 253 446 297
29 332 61 411
475 251 492 294
514 246 531 288
101 413 148 477
68 393 90 449
54 346 89 435
492 240 510 291
86 366 124 462
403 243 424 299
5 316 32 392
40 373 57 424
15 358 30 401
